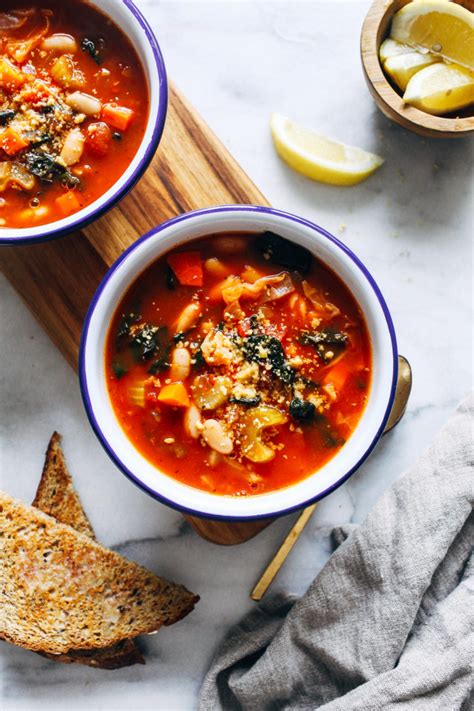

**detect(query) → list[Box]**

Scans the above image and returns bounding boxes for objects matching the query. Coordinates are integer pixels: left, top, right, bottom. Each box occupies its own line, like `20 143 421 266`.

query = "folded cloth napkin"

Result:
199 394 474 711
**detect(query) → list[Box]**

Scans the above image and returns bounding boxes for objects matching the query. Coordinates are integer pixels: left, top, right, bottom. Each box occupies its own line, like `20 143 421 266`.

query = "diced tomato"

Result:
102 103 134 131
55 190 81 216
0 57 26 91
0 127 29 156
157 382 190 408
167 251 203 287
85 121 112 157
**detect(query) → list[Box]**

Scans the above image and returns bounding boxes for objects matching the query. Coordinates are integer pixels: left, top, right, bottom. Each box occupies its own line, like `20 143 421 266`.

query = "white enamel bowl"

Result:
0 0 167 245
80 206 398 521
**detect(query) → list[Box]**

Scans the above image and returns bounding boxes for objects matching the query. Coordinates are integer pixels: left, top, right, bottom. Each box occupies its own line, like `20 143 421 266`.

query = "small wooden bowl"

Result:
360 0 474 138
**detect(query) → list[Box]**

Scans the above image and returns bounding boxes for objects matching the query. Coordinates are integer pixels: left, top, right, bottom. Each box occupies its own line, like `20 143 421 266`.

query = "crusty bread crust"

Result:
32 432 95 539
32 433 144 668
0 490 199 655
37 638 143 669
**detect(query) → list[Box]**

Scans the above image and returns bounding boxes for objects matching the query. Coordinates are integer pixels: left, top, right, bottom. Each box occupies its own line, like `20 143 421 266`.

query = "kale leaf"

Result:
255 231 312 274
130 325 167 360
301 328 348 363
24 150 80 188
117 311 141 340
229 395 261 407
0 110 15 126
81 37 102 64
24 131 52 147
243 334 295 384
289 398 315 422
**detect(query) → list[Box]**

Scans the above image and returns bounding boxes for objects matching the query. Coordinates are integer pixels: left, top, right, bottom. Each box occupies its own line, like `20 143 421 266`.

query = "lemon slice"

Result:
384 50 440 91
379 38 416 64
403 62 474 114
390 0 474 71
270 114 384 186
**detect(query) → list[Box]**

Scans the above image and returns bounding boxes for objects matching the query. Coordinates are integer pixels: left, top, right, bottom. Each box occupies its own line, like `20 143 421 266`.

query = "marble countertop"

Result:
1 1 472 709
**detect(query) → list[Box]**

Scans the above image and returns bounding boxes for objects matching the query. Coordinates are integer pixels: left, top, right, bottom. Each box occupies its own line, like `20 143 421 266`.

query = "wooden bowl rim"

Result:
360 0 474 137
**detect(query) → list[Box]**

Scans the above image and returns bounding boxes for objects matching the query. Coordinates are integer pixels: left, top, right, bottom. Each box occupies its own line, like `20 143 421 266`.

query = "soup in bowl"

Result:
80 206 398 520
0 0 166 243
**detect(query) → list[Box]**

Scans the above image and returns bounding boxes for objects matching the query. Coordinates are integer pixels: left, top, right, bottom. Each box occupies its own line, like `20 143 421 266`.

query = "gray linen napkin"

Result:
199 394 474 711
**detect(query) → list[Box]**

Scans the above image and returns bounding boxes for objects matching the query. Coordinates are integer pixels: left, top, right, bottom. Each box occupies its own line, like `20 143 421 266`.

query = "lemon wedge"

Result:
403 62 474 114
379 38 416 64
384 50 440 90
270 114 384 186
390 0 474 71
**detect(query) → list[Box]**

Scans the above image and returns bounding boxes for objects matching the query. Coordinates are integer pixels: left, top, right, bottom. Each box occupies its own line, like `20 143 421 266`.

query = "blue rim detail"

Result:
0 0 168 246
79 205 398 522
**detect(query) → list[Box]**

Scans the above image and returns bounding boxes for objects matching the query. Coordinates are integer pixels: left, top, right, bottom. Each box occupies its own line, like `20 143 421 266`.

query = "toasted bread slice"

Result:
0 491 199 655
32 432 95 539
33 433 144 669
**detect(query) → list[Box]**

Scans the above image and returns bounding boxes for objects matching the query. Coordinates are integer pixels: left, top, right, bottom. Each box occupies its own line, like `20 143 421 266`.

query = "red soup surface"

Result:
0 0 148 229
106 232 372 497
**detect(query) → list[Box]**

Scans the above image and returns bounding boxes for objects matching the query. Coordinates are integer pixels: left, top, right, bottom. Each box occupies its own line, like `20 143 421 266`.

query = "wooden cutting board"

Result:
0 82 275 545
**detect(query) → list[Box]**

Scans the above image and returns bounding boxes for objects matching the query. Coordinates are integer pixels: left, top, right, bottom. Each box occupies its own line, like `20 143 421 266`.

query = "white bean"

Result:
41 34 78 53
175 302 201 333
204 257 229 278
170 347 191 382
202 419 233 455
66 91 102 116
184 404 203 439
60 128 85 166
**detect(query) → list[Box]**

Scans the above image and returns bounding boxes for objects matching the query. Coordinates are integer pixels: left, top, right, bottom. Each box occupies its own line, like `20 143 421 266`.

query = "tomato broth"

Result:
106 233 372 497
0 0 148 228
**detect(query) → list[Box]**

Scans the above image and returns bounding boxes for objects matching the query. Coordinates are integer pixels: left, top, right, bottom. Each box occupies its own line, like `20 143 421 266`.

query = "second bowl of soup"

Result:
0 0 166 243
80 206 397 520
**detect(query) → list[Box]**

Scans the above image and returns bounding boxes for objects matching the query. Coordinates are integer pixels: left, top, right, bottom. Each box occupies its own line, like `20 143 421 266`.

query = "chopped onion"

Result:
302 280 340 319
0 162 36 192
258 272 295 303
5 15 50 62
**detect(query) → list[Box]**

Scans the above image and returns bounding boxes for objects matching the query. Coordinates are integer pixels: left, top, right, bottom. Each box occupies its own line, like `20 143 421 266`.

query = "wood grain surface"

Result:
361 0 474 139
0 82 272 545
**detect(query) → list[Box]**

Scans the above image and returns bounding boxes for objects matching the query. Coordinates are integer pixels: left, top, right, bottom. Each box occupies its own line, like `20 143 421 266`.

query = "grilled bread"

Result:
0 490 199 655
33 433 144 668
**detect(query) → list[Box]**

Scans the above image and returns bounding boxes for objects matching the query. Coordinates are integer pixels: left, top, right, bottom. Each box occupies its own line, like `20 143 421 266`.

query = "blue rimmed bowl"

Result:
80 206 398 521
0 0 167 246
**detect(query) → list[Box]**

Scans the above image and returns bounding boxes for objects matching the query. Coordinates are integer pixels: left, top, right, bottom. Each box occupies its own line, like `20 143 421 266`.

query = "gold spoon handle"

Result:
250 355 412 601
251 504 317 601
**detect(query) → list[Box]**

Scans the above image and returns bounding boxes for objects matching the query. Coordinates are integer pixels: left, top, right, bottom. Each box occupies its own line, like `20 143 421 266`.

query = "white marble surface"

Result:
1 1 473 709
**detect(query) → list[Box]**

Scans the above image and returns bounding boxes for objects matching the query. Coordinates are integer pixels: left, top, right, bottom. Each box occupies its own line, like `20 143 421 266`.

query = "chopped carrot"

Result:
323 360 349 392
157 382 190 408
0 58 26 91
0 127 29 156
101 103 135 131
55 190 82 216
167 251 203 287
